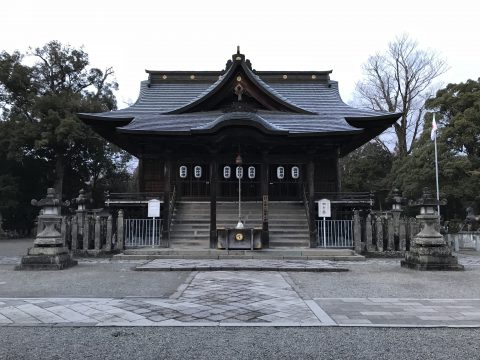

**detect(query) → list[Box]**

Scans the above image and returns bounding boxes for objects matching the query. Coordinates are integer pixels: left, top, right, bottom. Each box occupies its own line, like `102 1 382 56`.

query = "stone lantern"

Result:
16 188 77 270
401 187 463 271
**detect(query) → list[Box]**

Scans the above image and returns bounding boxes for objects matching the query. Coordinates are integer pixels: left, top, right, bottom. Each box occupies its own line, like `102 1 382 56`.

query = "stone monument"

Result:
16 188 77 270
401 187 463 271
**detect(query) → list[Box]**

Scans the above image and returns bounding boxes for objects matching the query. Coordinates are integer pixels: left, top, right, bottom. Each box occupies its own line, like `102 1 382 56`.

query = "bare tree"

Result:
354 34 448 157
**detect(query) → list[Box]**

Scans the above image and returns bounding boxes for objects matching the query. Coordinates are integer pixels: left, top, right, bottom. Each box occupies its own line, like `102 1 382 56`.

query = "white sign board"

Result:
317 199 331 218
147 199 161 218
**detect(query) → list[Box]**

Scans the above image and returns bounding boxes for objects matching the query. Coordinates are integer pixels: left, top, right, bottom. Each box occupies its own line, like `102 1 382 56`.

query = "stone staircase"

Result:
268 201 310 248
169 202 210 248
216 201 262 229
169 201 310 249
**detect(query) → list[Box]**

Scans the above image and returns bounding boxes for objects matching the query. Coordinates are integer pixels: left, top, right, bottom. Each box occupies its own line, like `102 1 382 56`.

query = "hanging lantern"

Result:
236 166 243 179
291 166 300 179
223 166 231 179
179 165 187 179
194 165 202 179
277 166 284 179
248 166 255 179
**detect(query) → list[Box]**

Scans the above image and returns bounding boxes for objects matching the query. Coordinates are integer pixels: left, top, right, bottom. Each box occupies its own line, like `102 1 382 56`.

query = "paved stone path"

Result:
1 270 480 327
135 259 349 272
0 272 323 326
315 298 480 326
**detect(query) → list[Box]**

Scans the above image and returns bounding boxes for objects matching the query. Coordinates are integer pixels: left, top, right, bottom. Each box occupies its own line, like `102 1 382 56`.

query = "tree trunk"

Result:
54 154 64 200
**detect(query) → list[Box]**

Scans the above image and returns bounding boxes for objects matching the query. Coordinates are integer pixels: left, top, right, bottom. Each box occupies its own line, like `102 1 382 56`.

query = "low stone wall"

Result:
353 211 422 255
447 232 480 252
62 211 122 255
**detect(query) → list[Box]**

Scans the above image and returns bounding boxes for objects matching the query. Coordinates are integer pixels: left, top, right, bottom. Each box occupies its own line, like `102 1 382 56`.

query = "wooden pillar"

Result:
261 155 269 248
307 160 317 247
162 157 172 246
336 147 342 192
209 157 218 249
137 157 144 192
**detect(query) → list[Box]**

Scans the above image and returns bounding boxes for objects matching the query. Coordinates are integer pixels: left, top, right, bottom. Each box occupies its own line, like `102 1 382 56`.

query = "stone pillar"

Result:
61 217 67 247
307 160 317 247
116 209 124 251
365 214 375 252
209 158 217 249
94 216 101 250
71 215 78 251
375 215 384 252
399 218 407 251
105 215 112 251
16 188 77 270
83 216 90 251
353 210 362 253
387 216 395 251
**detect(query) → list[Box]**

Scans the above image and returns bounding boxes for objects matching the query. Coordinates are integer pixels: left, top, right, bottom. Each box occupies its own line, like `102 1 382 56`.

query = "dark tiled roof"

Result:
79 56 400 136
119 110 359 135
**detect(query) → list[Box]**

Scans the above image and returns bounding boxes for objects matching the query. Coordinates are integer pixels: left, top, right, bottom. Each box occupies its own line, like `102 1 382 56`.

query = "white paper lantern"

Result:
236 166 243 179
291 166 300 179
194 165 202 178
223 166 231 179
277 166 284 179
248 166 256 179
179 165 187 179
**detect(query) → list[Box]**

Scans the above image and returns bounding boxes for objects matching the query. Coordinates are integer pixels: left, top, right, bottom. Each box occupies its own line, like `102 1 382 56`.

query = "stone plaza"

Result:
1 239 480 358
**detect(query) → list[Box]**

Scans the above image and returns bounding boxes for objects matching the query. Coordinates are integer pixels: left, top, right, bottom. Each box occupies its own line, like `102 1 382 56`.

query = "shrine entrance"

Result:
218 163 261 200
269 164 304 200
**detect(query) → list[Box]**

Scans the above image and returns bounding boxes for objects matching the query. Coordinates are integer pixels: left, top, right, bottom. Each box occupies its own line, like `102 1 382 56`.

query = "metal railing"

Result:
314 192 374 206
105 192 164 206
316 219 354 248
124 218 162 248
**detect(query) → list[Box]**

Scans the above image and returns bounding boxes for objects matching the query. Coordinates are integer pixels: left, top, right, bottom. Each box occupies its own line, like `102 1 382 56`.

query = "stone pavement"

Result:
0 272 322 326
135 259 349 272
1 270 480 327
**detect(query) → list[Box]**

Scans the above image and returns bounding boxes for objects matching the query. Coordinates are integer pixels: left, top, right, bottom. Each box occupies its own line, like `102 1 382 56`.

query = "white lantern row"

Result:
182 165 300 180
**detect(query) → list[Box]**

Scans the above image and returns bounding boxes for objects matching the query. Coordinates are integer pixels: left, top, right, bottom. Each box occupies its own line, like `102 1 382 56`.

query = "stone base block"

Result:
15 253 77 271
401 258 464 271
401 247 464 271
27 246 69 256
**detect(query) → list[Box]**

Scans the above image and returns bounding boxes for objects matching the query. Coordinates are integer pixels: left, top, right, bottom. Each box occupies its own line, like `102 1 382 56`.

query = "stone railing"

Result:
352 210 422 254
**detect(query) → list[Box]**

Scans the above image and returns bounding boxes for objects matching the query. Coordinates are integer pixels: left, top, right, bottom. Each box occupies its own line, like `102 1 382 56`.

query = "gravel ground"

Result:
290 262 480 299
0 238 32 256
1 326 478 360
0 262 188 298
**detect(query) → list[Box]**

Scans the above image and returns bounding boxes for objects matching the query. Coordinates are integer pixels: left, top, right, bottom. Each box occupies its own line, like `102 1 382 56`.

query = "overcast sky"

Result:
2 0 479 108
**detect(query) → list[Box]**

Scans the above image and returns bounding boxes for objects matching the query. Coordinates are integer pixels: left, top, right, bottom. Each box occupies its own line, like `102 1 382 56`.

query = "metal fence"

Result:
124 218 162 248
316 219 354 248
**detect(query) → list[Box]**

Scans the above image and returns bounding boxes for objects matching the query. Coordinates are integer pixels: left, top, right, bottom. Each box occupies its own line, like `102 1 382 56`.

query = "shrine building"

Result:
79 49 401 250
